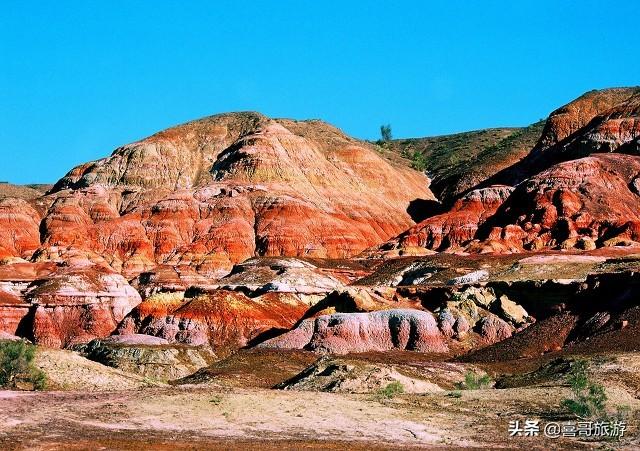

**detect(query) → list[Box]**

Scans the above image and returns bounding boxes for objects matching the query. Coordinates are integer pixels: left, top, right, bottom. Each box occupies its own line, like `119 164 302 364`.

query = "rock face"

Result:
483 154 640 250
372 88 640 255
0 263 141 348
117 289 310 353
0 198 42 261
84 335 216 381
216 258 344 297
34 347 158 391
371 88 640 255
371 186 514 255
257 309 448 354
278 356 447 394
5 112 433 279
485 87 640 186
26 268 142 348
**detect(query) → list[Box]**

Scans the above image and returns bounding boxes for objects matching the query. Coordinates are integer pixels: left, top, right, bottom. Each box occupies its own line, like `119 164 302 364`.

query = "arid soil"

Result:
2 349 640 450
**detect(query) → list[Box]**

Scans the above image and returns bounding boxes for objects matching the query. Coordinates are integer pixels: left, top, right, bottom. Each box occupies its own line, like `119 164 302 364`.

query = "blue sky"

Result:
1 1 638 183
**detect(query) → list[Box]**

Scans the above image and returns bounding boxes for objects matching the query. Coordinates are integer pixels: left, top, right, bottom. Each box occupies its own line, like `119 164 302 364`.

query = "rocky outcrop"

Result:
0 263 141 348
13 112 434 279
371 186 514 255
484 87 640 186
117 289 310 353
370 88 640 256
278 355 459 394
482 154 640 250
34 347 159 390
257 309 448 354
0 198 42 261
26 268 142 348
84 335 216 381
302 286 421 318
372 153 640 254
216 258 344 297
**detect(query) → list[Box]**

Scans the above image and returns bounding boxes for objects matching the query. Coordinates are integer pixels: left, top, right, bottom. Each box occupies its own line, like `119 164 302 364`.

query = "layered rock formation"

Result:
484 87 640 186
117 289 310 352
0 113 435 348
26 112 433 278
0 263 141 347
84 335 216 381
258 309 448 354
371 87 640 255
481 154 640 250
2 88 640 360
371 186 514 255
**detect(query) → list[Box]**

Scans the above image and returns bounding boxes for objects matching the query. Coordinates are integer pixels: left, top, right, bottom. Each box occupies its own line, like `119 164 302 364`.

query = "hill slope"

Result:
2 112 434 275
371 87 640 255
385 121 545 203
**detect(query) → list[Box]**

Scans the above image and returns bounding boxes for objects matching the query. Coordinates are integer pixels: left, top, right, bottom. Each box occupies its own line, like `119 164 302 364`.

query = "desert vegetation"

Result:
0 340 46 390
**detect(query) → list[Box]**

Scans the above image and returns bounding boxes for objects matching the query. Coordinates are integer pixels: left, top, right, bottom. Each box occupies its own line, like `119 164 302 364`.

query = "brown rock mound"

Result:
16 112 433 278
257 308 448 354
117 289 310 353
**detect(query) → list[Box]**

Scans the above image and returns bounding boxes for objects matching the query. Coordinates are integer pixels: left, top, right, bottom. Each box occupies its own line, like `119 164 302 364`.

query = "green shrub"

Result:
380 124 393 142
0 340 46 390
456 371 492 390
377 381 405 399
560 359 607 419
410 150 428 171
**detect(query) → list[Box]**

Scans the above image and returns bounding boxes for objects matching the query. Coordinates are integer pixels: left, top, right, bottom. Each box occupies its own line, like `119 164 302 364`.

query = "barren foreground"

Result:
1 349 639 450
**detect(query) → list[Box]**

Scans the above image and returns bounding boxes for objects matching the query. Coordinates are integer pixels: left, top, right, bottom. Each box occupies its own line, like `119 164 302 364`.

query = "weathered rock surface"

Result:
0 198 42 261
484 87 640 186
2 113 433 279
302 286 418 318
278 356 443 393
26 268 142 348
257 309 448 354
373 154 640 254
370 88 640 256
371 186 514 255
216 257 344 297
0 263 141 348
483 154 640 251
84 335 216 381
0 331 22 341
117 289 310 353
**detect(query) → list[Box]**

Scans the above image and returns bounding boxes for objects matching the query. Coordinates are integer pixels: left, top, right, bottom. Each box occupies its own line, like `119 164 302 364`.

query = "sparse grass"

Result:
376 381 405 400
383 121 545 201
0 340 47 390
455 371 492 390
209 395 223 406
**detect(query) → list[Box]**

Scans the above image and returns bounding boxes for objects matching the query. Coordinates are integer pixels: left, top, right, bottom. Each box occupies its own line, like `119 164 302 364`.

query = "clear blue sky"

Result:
1 1 638 184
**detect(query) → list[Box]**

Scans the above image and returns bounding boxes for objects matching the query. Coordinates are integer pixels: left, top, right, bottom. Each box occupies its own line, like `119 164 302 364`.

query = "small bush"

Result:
377 381 405 399
560 359 607 420
0 340 46 390
380 124 393 142
456 371 492 390
410 151 428 171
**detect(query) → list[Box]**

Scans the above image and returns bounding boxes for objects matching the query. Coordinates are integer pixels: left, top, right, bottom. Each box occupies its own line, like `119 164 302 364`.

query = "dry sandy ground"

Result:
1 383 638 450
2 349 640 449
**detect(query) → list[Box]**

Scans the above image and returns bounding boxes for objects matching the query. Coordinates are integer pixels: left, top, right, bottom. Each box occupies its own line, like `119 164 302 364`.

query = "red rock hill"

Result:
3 112 434 276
